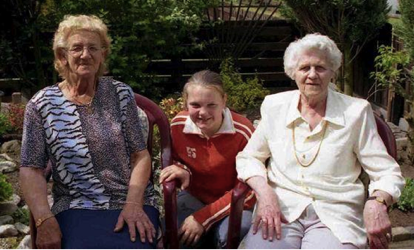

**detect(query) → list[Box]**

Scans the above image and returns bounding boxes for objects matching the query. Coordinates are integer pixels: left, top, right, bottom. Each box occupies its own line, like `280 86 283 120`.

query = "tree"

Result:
282 0 389 96
371 0 414 162
0 0 217 98
0 0 51 90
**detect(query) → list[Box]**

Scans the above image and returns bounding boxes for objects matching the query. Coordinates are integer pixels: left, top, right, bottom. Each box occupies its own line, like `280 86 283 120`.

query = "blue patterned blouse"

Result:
21 77 159 215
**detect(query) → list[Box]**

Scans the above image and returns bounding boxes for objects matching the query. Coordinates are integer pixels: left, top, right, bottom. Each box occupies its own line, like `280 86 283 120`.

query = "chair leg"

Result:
163 181 179 248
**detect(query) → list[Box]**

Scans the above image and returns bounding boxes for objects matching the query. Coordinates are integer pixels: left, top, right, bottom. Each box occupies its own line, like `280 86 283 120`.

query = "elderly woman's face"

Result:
64 30 105 79
294 49 335 100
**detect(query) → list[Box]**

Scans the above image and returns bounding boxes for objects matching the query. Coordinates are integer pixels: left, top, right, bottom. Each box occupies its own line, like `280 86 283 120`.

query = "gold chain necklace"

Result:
292 120 327 167
72 94 95 114
64 80 97 114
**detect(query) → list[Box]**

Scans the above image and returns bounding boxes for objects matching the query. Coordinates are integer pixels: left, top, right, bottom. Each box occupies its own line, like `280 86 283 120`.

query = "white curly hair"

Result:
283 33 342 79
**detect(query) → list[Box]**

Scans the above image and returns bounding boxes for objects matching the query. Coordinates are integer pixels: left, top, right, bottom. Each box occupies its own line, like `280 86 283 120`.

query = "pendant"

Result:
302 154 306 159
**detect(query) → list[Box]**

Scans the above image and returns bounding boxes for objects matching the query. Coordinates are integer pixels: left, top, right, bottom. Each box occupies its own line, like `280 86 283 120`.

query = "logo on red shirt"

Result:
186 147 196 159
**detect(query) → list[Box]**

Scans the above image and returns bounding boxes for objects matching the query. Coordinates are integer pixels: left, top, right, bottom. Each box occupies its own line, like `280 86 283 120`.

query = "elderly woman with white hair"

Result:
236 33 405 249
19 15 158 248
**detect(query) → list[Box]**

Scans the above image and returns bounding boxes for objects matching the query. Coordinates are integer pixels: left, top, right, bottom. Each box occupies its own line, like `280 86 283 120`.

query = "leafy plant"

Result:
159 96 184 121
220 58 269 112
12 207 30 225
0 173 13 202
394 178 414 212
0 0 218 98
371 45 414 162
0 113 12 137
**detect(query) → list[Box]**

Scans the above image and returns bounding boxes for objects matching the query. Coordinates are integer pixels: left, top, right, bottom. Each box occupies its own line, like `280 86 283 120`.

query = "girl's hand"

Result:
160 164 190 189
179 215 204 246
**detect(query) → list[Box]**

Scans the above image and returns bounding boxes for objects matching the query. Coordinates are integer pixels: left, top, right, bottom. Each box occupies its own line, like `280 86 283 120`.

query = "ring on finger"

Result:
386 233 392 241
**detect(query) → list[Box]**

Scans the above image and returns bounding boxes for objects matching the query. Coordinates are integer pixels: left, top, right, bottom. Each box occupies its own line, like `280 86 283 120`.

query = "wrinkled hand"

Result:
114 204 156 243
179 215 204 246
160 164 190 190
253 188 287 241
36 217 62 249
364 200 392 249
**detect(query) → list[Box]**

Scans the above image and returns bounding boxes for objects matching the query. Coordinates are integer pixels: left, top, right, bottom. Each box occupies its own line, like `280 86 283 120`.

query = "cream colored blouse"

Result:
236 89 405 248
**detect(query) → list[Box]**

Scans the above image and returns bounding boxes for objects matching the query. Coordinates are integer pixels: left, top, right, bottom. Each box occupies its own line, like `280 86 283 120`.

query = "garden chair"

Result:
29 93 179 249
226 113 398 249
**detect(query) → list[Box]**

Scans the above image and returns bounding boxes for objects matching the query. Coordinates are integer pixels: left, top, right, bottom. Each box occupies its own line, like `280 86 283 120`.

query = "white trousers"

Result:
239 205 360 249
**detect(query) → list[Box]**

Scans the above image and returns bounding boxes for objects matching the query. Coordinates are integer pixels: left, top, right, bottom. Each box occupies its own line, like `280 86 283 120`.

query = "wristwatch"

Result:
367 196 388 207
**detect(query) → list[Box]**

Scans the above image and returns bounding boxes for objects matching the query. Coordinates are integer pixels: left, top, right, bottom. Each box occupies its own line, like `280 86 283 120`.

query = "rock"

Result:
0 202 18 216
0 140 21 155
0 225 18 237
0 161 17 173
14 223 29 235
396 137 408 152
0 216 13 226
11 194 21 206
47 195 54 207
392 226 414 242
17 235 31 249
0 154 13 162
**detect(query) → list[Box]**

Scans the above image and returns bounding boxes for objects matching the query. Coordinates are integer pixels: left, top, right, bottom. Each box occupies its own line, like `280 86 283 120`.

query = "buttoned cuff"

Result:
368 176 405 204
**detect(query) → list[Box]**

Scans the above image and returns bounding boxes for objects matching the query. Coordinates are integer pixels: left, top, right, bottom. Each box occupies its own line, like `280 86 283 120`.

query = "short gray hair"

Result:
283 33 342 79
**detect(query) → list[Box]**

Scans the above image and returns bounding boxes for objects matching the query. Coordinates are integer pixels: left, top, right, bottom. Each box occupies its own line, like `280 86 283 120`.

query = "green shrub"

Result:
220 58 269 112
12 207 30 225
0 113 12 137
394 178 414 212
0 173 13 202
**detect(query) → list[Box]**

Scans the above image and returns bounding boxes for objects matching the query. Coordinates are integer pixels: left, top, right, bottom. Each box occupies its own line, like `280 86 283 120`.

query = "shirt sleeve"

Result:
20 101 48 169
192 187 255 231
236 98 271 182
124 94 146 153
192 135 256 230
354 102 405 203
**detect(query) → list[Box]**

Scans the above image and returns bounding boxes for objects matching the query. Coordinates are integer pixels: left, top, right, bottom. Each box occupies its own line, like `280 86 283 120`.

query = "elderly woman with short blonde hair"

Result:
20 15 158 249
236 33 405 249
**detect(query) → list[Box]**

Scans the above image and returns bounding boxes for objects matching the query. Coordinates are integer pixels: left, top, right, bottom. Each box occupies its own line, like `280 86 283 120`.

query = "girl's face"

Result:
186 85 227 138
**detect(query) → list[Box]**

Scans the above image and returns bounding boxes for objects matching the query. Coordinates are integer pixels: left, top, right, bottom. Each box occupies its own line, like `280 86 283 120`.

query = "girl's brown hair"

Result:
182 70 226 108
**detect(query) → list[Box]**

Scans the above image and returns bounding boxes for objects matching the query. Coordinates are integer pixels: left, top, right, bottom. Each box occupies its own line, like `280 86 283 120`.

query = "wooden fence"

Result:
146 19 297 91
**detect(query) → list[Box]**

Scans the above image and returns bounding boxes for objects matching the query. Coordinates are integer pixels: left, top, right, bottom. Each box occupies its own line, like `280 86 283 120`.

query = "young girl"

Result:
160 70 255 248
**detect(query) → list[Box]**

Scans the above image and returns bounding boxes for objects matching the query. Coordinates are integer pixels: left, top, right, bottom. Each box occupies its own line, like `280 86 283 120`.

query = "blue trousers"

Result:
55 206 159 249
177 191 253 249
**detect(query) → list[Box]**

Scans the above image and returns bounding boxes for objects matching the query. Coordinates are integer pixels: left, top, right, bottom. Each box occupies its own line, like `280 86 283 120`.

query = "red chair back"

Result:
134 94 178 248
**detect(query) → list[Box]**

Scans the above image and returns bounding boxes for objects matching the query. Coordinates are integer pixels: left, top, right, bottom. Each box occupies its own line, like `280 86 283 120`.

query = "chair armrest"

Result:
227 181 251 249
162 180 179 249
